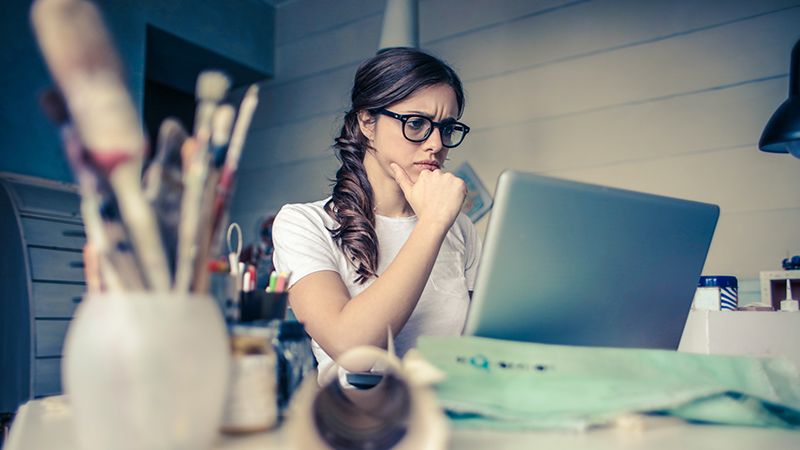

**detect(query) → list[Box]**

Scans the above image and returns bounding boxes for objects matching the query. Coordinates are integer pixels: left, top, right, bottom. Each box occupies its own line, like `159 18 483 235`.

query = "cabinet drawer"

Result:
22 217 86 250
33 283 86 318
34 358 62 397
35 320 71 357
9 182 80 219
28 247 85 282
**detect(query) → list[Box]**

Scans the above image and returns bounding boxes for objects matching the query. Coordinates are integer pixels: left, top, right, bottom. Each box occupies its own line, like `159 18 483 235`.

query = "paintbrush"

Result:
211 104 236 169
209 84 260 256
31 0 170 290
191 104 236 293
38 88 145 291
174 71 231 293
143 118 188 277
193 71 230 142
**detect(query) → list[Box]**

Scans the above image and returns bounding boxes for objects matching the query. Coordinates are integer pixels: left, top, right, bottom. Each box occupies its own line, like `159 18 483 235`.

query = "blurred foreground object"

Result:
286 339 448 449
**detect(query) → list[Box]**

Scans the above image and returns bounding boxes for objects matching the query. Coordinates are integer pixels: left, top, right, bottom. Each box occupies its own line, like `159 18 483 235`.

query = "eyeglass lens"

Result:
403 117 466 147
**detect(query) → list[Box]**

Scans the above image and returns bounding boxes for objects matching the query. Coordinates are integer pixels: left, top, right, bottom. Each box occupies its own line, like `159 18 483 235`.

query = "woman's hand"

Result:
390 163 466 231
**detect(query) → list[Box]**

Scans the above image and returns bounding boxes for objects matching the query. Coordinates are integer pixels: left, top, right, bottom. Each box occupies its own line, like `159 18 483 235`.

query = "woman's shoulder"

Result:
277 198 330 216
443 212 479 249
274 198 337 231
452 212 476 234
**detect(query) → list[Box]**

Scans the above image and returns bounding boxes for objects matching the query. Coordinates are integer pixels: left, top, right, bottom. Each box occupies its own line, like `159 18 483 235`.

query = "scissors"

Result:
226 222 242 275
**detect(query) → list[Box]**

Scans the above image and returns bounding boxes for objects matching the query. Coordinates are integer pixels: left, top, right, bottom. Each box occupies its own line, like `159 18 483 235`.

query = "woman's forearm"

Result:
321 218 449 357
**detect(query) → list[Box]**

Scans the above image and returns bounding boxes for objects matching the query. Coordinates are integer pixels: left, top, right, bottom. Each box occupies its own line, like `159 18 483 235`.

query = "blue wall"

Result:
0 0 274 182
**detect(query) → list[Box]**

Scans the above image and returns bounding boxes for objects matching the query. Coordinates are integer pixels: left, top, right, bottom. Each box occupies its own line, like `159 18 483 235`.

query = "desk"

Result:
7 396 800 450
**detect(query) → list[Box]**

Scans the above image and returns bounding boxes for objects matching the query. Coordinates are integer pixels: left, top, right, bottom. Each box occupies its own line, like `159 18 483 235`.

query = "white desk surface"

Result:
7 396 800 450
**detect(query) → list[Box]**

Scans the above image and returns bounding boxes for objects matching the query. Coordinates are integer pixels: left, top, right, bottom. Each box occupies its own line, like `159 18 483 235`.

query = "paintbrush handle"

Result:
206 85 260 253
31 0 141 161
53 94 146 292
32 0 171 290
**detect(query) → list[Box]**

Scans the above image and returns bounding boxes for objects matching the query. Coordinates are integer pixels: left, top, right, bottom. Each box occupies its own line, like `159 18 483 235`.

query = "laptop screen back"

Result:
463 171 719 350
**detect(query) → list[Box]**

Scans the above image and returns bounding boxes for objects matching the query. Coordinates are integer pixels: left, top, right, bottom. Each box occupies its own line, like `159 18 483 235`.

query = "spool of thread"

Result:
286 346 448 450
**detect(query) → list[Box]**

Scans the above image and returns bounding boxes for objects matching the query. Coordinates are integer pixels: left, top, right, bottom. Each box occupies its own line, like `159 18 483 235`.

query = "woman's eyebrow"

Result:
404 110 434 118
405 110 456 121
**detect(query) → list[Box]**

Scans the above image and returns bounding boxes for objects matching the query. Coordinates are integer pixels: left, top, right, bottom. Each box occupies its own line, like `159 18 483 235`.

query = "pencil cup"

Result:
62 292 230 450
240 291 288 322
210 271 240 322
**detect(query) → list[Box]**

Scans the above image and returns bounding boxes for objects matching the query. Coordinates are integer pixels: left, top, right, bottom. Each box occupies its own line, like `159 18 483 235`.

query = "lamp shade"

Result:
378 0 418 51
759 38 800 158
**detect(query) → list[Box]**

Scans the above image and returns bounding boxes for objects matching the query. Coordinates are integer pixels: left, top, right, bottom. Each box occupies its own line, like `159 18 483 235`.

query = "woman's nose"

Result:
423 126 444 153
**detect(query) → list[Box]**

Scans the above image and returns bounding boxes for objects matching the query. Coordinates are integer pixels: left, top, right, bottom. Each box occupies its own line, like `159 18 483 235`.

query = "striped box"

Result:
693 276 738 311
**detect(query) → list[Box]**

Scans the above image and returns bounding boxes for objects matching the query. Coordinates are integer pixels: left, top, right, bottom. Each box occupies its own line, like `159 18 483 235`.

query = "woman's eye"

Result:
407 118 427 130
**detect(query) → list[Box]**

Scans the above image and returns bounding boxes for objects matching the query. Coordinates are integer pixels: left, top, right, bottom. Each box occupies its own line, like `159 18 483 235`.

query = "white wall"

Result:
230 0 800 281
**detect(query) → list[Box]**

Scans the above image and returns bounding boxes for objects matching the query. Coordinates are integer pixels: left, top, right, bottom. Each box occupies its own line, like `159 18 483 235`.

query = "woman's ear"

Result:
357 110 376 141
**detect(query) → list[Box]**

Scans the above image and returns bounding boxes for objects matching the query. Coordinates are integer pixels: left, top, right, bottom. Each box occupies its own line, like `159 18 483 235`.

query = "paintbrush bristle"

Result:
38 88 69 126
196 71 230 103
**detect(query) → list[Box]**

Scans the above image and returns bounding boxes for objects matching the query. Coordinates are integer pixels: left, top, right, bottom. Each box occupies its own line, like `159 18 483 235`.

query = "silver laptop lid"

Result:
463 171 719 350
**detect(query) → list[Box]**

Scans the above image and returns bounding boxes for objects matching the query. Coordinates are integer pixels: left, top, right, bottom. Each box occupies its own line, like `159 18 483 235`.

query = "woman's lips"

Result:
414 161 441 170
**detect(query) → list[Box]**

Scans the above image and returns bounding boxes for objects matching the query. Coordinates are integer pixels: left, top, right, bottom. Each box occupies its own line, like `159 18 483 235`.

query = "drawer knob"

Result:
69 261 85 269
72 296 82 304
62 230 86 238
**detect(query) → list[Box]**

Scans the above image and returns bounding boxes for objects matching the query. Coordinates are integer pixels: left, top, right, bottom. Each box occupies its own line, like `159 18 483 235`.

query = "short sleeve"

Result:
272 204 340 289
462 216 482 291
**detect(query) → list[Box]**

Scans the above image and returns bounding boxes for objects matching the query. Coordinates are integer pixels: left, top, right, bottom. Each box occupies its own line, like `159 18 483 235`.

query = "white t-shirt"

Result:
272 198 481 379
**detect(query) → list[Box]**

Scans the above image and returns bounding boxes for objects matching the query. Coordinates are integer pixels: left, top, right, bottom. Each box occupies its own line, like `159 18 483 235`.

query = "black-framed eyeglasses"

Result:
375 108 470 148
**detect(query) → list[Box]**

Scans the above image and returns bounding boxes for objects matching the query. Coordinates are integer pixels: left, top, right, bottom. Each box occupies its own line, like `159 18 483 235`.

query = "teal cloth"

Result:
416 336 800 430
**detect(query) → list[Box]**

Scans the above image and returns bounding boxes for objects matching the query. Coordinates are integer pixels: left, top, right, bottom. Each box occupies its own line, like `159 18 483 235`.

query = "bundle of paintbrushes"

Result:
32 0 259 294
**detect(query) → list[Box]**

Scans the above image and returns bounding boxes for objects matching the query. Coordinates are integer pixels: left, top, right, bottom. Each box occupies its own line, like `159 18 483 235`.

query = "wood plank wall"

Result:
230 0 800 281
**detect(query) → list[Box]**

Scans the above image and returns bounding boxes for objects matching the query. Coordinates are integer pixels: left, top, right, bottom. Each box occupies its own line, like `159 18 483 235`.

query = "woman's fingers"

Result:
388 163 465 229
390 163 414 196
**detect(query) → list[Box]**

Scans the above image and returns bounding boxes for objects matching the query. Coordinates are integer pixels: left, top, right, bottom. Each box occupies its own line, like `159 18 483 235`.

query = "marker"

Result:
275 272 289 293
242 270 252 293
268 271 278 293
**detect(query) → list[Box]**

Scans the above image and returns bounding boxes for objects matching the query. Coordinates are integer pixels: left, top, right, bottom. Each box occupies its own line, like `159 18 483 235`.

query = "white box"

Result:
678 310 800 370
760 270 800 309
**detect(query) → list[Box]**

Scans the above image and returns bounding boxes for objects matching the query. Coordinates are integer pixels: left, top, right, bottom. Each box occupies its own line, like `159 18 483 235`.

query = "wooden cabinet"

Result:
0 173 85 414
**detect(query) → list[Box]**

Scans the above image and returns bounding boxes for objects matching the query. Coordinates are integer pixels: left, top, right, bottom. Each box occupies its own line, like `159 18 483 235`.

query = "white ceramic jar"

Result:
62 292 230 450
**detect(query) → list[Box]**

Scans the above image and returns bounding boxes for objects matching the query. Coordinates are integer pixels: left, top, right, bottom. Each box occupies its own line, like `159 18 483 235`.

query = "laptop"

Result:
463 171 719 350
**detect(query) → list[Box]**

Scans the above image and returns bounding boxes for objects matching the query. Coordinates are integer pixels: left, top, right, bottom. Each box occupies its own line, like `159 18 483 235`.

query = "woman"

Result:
272 48 481 380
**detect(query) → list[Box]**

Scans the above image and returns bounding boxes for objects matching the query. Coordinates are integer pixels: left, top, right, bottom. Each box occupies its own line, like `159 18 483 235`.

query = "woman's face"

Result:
360 83 459 183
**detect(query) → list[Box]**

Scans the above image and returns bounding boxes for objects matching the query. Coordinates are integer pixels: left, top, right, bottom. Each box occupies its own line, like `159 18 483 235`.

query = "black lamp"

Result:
378 0 418 52
759 38 800 158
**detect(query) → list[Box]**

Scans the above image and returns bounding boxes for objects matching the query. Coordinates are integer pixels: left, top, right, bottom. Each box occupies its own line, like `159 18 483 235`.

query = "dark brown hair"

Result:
325 48 465 283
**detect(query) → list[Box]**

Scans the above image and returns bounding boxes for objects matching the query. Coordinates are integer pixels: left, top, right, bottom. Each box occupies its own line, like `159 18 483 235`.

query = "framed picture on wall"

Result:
453 162 492 223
